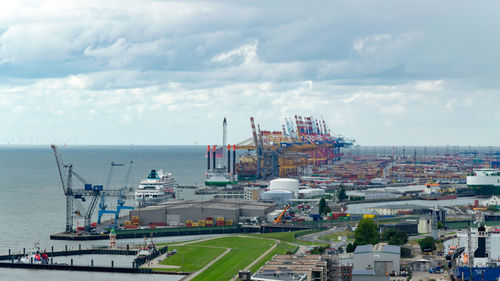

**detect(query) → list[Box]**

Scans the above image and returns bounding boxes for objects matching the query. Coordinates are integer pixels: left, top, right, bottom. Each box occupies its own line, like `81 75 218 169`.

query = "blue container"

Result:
84 184 92 191
93 185 103 191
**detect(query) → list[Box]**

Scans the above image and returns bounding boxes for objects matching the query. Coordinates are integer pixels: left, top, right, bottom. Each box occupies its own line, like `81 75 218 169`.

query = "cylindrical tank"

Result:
262 190 294 205
269 178 299 198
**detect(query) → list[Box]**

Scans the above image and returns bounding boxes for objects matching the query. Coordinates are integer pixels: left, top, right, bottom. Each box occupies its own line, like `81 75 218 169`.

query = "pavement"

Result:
411 271 449 281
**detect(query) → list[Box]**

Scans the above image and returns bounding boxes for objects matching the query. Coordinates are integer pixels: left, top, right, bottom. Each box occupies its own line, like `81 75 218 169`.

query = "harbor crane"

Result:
97 161 135 226
51 145 132 232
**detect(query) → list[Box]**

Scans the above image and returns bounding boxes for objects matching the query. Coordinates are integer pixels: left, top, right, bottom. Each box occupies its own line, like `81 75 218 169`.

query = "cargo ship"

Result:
450 226 500 281
419 182 457 200
466 169 500 195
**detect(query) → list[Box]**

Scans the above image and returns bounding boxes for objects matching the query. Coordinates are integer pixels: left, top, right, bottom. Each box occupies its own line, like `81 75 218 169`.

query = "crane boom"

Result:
51 145 68 194
274 205 290 223
123 161 134 188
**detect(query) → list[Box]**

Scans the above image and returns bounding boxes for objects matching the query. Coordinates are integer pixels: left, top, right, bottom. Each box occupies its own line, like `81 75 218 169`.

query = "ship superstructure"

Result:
450 225 500 281
135 169 177 204
467 169 500 195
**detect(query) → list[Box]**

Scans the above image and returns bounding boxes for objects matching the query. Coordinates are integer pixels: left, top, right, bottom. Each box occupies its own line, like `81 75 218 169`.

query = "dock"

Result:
0 244 180 274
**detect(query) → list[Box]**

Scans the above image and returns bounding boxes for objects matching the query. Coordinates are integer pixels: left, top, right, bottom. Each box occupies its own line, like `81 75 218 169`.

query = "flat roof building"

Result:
130 198 275 226
252 254 337 281
352 244 401 281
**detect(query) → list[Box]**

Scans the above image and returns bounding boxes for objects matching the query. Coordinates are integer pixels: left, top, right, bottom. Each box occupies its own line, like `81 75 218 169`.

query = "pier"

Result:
0 245 179 274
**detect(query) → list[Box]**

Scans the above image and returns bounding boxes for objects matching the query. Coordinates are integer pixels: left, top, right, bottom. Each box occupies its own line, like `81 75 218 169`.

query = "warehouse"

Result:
352 244 401 281
379 220 419 236
130 198 275 226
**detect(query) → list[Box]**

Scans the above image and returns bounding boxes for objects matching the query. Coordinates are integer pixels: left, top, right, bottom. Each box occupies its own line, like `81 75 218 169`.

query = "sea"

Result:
0 145 207 281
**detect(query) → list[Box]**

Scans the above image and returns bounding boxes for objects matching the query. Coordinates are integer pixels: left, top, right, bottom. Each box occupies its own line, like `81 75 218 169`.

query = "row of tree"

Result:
346 218 409 253
346 218 436 254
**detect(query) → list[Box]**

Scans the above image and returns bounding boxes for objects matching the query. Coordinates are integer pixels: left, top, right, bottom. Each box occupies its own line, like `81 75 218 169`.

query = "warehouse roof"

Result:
354 245 373 253
137 198 274 212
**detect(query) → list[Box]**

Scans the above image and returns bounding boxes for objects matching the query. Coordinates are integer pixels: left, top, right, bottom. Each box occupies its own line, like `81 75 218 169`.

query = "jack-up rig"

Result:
51 145 133 232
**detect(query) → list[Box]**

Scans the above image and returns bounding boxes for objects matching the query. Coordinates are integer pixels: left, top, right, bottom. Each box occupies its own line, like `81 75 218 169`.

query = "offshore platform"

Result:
236 115 354 179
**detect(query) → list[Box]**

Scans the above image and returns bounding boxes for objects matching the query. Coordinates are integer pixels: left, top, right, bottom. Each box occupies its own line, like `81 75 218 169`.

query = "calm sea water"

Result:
0 145 206 280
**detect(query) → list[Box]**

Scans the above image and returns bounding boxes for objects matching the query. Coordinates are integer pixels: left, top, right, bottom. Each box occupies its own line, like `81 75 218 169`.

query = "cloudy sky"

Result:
1 0 499 146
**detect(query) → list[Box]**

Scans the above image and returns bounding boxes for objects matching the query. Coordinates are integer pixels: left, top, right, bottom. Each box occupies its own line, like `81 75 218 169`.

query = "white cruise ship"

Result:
135 169 178 205
466 169 500 195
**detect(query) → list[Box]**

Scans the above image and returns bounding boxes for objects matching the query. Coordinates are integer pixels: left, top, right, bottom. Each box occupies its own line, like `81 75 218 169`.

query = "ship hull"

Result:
205 181 238 186
454 266 500 281
469 185 500 196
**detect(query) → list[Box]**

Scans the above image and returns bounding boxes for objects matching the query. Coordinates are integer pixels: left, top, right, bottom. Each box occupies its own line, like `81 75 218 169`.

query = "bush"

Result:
346 243 356 253
419 236 436 252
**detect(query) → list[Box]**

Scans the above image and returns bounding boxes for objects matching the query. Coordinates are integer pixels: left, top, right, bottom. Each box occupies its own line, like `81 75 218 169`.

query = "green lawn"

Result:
189 236 276 281
156 245 226 272
318 231 354 242
247 230 327 246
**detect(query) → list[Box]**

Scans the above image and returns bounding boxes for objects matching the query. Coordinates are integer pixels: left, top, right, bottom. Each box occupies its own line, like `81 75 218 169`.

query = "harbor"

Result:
2 119 500 280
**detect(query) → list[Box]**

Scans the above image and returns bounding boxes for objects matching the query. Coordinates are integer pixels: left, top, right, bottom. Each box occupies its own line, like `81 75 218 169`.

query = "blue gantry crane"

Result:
97 161 135 226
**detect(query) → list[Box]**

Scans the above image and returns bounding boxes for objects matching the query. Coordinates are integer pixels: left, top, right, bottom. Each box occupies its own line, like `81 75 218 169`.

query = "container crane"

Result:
51 145 131 232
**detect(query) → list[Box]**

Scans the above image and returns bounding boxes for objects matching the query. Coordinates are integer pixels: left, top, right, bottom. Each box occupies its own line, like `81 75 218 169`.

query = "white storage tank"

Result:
269 178 299 198
262 190 294 205
299 188 325 198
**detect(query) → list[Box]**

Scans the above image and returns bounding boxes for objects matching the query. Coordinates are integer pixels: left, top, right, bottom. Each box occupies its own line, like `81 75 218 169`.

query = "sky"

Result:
1 0 499 146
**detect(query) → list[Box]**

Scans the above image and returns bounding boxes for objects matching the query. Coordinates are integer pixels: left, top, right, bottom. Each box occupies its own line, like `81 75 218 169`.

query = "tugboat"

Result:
18 243 49 264
135 237 158 259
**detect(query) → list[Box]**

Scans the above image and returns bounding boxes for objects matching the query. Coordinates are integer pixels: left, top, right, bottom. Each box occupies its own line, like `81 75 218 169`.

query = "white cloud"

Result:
212 42 258 66
0 0 498 145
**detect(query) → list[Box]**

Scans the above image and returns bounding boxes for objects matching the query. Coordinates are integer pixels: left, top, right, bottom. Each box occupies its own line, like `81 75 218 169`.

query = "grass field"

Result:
189 236 275 281
247 229 327 246
156 245 226 272
318 231 354 242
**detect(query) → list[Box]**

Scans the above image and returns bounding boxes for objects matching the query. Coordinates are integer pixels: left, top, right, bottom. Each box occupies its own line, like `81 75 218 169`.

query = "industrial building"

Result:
251 254 338 281
379 220 419 236
130 199 275 226
365 204 446 223
299 188 326 199
351 244 401 281
244 186 261 201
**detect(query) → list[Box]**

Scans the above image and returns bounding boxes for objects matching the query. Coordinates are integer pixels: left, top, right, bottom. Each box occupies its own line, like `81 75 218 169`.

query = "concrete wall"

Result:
132 208 166 225
352 275 389 281
353 252 372 271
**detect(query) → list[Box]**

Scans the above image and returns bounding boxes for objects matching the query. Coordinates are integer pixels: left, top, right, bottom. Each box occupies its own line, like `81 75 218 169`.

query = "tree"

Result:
487 205 497 212
319 197 329 214
389 231 408 245
437 221 444 229
382 229 408 245
419 236 436 252
346 242 356 253
338 186 348 201
354 218 380 245
337 246 344 254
